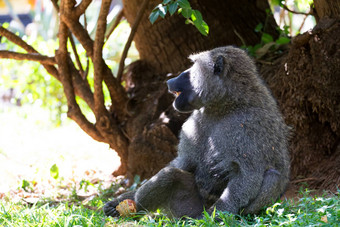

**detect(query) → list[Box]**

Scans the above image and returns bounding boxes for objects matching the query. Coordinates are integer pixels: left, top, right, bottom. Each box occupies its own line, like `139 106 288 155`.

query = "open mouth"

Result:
174 91 181 97
171 91 182 97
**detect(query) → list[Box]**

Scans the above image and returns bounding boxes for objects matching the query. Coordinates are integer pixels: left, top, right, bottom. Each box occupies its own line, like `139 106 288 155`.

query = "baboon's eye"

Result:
213 55 224 76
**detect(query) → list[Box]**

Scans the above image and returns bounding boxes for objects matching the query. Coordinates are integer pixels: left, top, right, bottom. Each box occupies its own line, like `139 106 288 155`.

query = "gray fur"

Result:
104 46 290 218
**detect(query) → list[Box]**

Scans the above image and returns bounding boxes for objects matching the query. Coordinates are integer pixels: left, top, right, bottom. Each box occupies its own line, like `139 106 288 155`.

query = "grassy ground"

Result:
0 106 339 226
1 188 339 226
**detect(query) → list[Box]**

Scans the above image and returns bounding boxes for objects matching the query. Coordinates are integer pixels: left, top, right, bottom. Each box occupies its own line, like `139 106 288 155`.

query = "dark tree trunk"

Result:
260 0 340 190
263 0 340 190
121 0 279 179
261 20 340 189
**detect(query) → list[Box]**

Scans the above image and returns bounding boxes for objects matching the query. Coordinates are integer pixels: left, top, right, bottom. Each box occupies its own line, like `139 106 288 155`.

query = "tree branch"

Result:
0 24 95 110
0 26 38 53
51 1 86 79
93 0 112 117
75 0 92 17
60 1 128 120
0 51 56 65
60 13 94 56
0 26 59 79
58 1 104 142
117 0 150 82
64 0 76 15
282 4 311 16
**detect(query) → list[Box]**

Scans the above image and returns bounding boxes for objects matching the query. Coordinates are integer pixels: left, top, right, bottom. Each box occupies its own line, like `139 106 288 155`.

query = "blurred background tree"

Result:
0 0 339 190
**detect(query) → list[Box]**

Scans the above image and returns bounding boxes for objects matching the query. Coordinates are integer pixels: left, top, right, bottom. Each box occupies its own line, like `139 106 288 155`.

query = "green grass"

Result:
0 201 104 226
1 189 339 226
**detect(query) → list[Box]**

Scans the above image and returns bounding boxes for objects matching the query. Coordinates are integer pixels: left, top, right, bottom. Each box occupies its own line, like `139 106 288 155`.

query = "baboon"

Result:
104 46 290 218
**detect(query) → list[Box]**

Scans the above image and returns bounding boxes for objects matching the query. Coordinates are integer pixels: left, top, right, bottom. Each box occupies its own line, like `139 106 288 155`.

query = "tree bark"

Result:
260 2 340 190
314 0 340 21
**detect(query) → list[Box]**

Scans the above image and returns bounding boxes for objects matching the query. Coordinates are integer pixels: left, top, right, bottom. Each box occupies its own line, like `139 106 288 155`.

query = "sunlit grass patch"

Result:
247 189 340 226
0 188 339 226
0 201 107 227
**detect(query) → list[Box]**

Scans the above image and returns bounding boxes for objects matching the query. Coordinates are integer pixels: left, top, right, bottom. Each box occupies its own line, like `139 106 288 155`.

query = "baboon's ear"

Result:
213 55 224 76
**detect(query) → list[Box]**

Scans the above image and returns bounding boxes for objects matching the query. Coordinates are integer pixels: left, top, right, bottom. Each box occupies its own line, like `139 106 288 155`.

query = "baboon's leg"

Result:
243 168 284 214
135 166 204 218
209 170 263 214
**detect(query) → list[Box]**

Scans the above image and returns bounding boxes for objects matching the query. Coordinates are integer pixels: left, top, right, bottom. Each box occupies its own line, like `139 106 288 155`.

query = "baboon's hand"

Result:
103 199 120 217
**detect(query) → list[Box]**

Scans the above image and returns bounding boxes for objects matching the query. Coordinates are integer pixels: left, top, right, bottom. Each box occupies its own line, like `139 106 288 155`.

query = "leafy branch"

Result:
243 22 291 59
149 0 209 36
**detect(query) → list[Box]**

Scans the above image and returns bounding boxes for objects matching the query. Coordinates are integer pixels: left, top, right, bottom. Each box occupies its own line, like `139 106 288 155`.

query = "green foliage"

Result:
248 189 340 226
149 0 209 36
79 179 95 193
21 179 33 192
295 0 314 11
50 164 59 180
0 34 66 125
243 21 291 58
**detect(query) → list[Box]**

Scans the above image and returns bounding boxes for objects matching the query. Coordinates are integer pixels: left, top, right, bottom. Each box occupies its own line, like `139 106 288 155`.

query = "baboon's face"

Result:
167 70 199 113
167 53 225 113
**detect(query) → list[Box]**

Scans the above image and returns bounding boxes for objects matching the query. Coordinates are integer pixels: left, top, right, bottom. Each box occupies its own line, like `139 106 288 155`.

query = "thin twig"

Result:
117 0 150 82
298 14 308 33
256 59 274 65
83 58 90 79
84 11 88 30
282 4 311 16
69 33 85 77
233 29 246 46
105 8 124 40
0 51 56 65
83 12 90 79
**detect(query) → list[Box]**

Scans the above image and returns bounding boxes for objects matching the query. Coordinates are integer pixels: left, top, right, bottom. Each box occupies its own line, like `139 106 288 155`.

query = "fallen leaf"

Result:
321 215 328 223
